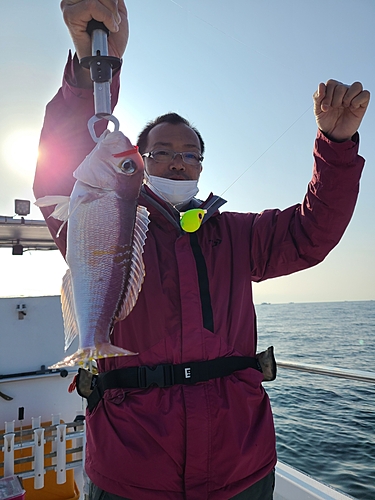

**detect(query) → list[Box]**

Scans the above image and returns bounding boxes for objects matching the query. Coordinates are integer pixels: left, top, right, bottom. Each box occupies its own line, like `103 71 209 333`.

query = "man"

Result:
33 1 370 499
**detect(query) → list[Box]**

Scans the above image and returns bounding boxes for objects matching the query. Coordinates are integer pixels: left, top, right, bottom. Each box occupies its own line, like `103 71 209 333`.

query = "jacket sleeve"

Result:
32 51 121 256
250 130 365 281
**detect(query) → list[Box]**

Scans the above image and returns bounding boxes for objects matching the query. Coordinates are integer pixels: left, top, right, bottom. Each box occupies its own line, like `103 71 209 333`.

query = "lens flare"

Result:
2 130 40 178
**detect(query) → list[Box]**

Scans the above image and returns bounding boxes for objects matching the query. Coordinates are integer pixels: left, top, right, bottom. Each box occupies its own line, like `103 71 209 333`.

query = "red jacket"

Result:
33 53 365 499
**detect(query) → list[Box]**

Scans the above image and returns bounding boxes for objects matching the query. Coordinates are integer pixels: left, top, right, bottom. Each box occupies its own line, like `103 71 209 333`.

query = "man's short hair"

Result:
137 113 205 155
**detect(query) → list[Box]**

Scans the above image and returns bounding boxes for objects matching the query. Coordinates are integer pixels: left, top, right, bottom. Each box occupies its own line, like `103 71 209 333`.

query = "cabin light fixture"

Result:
12 240 23 255
14 199 30 217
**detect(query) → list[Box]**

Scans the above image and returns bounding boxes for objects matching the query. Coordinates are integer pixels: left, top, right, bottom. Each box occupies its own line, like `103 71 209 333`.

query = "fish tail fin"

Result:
116 205 150 321
49 344 138 369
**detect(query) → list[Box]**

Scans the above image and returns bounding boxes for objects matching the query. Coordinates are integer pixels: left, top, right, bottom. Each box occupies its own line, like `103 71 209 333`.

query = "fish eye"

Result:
120 159 137 174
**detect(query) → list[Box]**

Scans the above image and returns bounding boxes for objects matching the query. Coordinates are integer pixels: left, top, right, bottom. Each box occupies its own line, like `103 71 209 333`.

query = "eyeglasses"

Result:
142 149 203 166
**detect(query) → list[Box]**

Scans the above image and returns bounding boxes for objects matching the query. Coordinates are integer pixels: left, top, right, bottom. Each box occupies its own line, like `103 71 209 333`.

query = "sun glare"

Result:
2 130 40 178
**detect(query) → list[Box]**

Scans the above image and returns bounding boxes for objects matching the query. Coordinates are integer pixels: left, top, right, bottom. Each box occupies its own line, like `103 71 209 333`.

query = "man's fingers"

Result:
320 79 344 111
85 0 121 33
92 0 123 32
341 81 361 107
61 0 121 34
313 83 326 113
319 80 370 112
313 83 325 102
330 84 350 109
342 82 370 109
350 90 371 109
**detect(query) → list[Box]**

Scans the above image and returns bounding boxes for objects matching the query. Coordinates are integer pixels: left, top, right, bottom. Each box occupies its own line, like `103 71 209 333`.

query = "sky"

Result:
0 0 374 303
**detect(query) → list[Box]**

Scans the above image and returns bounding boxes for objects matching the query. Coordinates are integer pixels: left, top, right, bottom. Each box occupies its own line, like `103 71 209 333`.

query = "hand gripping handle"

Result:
80 19 121 142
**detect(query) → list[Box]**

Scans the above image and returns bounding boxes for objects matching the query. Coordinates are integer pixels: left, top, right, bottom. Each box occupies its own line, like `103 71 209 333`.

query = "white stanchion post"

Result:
5 421 15 433
33 427 45 489
3 421 15 477
3 433 15 476
82 420 86 468
52 414 61 426
32 416 41 429
56 424 67 484
51 413 61 467
82 419 89 498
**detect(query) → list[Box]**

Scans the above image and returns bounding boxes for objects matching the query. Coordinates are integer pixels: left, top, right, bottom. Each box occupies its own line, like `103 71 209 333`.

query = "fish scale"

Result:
68 191 136 348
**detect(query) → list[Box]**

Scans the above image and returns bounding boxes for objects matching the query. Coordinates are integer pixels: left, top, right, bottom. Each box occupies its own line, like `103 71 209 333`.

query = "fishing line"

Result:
178 103 312 232
213 104 313 201
164 0 314 230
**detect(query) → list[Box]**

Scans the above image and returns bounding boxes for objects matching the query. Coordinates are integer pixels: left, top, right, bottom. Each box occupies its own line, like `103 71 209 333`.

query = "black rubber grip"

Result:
86 19 109 36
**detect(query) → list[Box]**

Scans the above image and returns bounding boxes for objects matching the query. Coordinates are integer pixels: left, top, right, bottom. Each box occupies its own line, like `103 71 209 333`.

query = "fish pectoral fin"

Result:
35 195 70 221
54 191 101 237
116 205 150 321
61 269 79 351
35 195 71 237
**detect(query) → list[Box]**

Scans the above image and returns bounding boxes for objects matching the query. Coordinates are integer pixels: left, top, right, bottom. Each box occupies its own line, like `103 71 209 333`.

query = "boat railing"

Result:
0 362 374 495
276 360 375 384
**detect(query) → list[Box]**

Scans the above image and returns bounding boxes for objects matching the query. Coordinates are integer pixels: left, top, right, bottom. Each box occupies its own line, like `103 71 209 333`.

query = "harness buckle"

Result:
138 363 175 389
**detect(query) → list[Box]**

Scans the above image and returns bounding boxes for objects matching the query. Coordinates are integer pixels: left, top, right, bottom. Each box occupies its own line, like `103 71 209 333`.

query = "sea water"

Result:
256 300 375 500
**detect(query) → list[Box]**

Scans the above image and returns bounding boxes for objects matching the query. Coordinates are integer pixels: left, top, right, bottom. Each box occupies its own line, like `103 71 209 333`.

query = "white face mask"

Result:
144 174 199 208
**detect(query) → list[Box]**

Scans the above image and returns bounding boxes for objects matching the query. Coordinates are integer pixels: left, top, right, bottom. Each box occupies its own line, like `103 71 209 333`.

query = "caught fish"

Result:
36 130 149 367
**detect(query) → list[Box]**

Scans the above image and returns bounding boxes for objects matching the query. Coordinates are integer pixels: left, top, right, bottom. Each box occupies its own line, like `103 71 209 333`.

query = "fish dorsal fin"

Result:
116 205 150 322
61 268 79 351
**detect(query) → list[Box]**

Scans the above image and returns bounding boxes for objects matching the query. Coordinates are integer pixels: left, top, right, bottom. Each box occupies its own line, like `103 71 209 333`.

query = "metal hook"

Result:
88 114 120 143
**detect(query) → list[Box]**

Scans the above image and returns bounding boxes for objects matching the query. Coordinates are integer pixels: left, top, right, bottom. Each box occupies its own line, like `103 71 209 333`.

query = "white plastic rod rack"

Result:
0 413 85 490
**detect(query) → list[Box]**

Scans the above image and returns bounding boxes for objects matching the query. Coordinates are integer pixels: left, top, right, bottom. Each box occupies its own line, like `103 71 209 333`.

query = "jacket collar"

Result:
140 185 227 231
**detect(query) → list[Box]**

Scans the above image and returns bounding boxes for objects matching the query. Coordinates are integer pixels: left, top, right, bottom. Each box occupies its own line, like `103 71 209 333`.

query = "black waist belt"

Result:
81 357 262 411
